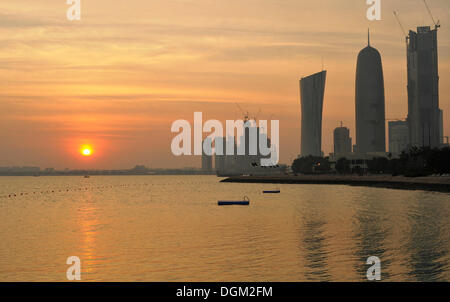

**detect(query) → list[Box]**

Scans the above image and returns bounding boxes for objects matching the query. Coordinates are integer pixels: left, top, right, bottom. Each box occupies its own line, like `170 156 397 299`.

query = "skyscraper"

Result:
388 120 409 157
334 125 352 158
300 70 326 157
407 26 441 148
355 31 386 154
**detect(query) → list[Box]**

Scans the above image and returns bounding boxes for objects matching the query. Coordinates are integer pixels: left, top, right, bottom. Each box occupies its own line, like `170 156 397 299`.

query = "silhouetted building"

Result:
439 109 444 145
237 120 274 174
407 26 441 148
131 165 150 174
355 30 386 154
201 138 213 172
334 125 352 158
214 137 226 174
389 120 409 157
238 120 259 170
300 70 327 157
214 123 281 176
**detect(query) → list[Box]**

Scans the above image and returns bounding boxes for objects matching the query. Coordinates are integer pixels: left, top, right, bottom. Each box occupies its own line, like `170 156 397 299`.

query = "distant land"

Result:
0 165 215 176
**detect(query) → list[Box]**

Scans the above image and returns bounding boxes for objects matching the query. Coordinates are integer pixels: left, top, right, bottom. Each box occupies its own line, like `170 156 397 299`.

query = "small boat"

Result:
263 190 280 194
84 175 90 178
263 187 280 194
218 196 250 206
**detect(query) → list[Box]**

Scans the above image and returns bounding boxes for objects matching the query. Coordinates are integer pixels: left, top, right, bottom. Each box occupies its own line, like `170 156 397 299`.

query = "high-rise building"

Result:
389 120 409 157
237 121 273 172
407 26 441 148
334 125 352 158
355 31 386 154
439 109 444 146
214 137 226 174
300 70 327 157
215 126 279 176
201 138 213 172
239 120 260 169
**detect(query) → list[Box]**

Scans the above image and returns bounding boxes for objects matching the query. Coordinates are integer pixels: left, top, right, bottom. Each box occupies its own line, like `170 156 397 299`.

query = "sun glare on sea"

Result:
80 145 93 157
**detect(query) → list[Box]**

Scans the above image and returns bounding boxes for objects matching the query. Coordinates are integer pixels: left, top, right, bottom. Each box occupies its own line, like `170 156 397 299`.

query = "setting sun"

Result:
80 145 93 157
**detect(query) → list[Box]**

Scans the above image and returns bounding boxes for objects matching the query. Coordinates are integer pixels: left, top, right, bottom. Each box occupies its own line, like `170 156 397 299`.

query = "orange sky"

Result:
0 0 449 169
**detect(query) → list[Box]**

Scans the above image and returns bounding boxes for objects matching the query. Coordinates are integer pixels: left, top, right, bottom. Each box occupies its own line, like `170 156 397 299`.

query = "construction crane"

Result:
393 11 409 47
253 108 261 122
235 102 249 122
235 102 264 124
422 0 440 30
393 10 410 76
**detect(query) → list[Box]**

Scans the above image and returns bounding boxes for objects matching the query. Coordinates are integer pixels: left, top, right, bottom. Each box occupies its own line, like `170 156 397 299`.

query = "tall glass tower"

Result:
300 70 327 157
355 31 386 154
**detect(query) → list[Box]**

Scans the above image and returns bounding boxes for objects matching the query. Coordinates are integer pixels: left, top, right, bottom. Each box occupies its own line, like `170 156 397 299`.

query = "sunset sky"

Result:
1 0 449 169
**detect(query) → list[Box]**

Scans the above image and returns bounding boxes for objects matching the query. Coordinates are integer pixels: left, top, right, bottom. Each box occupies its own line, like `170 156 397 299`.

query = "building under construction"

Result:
394 1 444 148
407 25 441 148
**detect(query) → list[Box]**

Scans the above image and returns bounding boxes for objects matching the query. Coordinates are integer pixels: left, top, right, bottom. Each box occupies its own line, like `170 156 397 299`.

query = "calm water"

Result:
0 175 449 281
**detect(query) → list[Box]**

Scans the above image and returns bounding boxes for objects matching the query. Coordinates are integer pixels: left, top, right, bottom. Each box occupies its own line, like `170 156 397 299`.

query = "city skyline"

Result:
0 0 449 169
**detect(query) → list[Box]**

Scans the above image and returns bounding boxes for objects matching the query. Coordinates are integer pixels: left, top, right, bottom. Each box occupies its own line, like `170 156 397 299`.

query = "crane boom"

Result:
235 102 249 122
235 102 244 115
393 11 407 38
253 108 261 121
423 0 440 29
393 10 409 55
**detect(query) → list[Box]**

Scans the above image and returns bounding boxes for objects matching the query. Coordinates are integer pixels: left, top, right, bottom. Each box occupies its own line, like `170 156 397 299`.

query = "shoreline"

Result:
220 175 450 193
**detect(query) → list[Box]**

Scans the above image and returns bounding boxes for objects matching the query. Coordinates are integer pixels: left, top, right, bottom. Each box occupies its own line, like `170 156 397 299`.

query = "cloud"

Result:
0 13 58 28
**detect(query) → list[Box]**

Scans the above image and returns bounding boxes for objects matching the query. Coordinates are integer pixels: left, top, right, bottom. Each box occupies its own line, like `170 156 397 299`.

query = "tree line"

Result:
292 147 450 177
